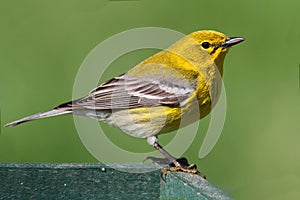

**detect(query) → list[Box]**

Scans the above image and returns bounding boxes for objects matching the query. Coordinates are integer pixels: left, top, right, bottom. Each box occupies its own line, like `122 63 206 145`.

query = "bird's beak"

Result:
221 37 245 48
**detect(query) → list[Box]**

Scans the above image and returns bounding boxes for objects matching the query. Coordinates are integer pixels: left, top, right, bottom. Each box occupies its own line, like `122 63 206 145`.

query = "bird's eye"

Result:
201 42 210 49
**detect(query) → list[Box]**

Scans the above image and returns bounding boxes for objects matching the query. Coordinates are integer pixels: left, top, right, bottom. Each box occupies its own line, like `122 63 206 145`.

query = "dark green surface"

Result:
161 172 231 200
0 163 160 200
0 163 230 200
1 1 300 199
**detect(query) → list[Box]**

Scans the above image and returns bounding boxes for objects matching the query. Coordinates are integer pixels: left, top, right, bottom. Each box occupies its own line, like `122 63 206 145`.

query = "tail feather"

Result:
5 109 72 127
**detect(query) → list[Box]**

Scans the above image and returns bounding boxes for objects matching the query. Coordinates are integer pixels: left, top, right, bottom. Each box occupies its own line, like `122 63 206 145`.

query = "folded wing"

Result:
57 74 197 110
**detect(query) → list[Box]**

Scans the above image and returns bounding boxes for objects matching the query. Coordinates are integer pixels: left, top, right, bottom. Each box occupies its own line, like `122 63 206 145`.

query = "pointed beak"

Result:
222 37 245 48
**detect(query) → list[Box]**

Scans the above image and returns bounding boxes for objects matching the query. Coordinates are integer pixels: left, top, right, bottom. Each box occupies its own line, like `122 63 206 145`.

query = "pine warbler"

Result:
5 30 244 177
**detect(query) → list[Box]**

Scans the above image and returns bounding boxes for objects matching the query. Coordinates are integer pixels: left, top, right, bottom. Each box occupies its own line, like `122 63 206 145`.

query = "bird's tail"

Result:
5 109 72 127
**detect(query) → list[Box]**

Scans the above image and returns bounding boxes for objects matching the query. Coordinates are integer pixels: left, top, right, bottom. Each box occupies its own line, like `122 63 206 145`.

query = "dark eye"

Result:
201 42 210 49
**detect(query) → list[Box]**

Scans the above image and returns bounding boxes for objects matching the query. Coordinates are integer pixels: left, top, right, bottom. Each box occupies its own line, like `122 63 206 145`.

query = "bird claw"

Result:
160 158 206 182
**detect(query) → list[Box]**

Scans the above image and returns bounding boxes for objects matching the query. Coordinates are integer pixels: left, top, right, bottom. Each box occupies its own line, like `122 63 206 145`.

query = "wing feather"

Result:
57 74 196 110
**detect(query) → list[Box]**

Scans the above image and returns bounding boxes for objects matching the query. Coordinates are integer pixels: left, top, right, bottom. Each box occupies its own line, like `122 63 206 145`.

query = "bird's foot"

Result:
160 157 206 182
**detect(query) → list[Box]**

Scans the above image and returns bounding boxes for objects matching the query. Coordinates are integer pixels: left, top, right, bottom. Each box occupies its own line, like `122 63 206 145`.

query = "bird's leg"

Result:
147 136 206 181
154 143 181 167
147 136 179 165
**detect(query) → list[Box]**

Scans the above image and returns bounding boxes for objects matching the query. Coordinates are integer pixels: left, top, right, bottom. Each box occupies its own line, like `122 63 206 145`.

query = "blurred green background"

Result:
1 0 300 199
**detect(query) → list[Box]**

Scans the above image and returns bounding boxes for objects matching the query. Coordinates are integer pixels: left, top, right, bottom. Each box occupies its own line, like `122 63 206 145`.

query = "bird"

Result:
5 30 244 177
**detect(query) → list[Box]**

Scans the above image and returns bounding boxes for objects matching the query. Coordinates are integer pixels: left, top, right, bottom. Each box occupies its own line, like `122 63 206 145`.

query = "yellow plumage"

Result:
109 30 235 138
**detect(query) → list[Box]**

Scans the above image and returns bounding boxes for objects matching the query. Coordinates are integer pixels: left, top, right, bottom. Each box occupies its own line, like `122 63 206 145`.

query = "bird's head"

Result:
189 30 244 59
167 30 244 75
188 30 244 74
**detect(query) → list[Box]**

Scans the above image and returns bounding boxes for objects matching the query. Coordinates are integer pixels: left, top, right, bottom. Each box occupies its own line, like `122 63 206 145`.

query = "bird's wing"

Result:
57 73 197 110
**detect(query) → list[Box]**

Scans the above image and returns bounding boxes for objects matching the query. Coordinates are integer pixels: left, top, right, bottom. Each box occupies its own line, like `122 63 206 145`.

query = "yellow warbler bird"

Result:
5 30 244 176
